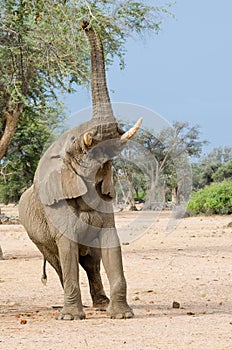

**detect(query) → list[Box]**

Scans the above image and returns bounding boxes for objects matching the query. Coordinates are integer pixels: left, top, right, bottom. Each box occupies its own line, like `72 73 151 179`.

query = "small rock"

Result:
20 319 27 325
0 214 20 225
132 296 140 301
172 301 180 309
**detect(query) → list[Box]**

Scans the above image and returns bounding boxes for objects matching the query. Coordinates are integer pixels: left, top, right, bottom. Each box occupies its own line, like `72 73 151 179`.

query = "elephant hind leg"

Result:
79 248 109 309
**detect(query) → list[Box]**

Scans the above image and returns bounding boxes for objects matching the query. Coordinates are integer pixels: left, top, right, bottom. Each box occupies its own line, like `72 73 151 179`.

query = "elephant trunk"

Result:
82 22 116 124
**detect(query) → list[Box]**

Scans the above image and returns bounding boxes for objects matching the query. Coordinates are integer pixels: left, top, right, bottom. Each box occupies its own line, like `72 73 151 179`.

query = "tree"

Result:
113 121 206 209
192 146 232 190
0 0 172 160
212 160 232 183
113 157 149 208
0 104 64 203
205 146 232 163
137 121 206 208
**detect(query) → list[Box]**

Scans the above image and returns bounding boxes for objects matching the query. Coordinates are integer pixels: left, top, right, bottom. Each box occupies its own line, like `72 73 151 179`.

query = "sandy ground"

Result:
1 207 232 350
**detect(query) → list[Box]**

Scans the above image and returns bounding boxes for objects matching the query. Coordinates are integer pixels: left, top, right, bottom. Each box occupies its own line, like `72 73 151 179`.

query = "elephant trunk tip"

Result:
80 21 90 30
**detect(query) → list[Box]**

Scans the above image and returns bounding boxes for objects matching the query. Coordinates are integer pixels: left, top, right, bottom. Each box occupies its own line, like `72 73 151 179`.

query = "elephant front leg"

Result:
100 229 134 319
56 235 85 320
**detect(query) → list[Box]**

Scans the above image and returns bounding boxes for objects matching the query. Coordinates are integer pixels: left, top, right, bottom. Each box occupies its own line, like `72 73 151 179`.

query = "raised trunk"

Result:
82 23 116 123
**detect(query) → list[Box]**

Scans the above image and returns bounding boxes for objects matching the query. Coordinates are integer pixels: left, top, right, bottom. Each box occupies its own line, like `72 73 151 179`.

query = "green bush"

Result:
187 181 232 215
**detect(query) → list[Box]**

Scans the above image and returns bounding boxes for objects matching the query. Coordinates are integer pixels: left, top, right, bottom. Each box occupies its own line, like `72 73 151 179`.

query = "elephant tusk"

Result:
120 118 143 142
83 132 93 147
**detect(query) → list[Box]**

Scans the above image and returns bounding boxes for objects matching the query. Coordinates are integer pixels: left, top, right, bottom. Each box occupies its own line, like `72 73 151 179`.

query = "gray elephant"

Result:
19 22 142 320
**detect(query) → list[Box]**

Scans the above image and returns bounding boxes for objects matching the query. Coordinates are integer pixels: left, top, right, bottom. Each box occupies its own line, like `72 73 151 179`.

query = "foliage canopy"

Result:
0 0 172 159
191 147 232 190
187 180 232 215
0 105 64 203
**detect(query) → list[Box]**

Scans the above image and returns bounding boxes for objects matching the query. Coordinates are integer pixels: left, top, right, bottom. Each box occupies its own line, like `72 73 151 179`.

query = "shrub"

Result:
187 181 232 215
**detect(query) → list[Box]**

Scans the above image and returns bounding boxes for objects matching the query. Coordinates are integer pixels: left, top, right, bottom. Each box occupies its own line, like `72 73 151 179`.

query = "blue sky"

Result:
64 0 232 155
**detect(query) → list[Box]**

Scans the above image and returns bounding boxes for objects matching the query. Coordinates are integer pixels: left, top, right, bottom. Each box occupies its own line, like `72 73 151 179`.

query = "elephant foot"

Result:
107 302 134 319
93 295 110 310
56 305 86 320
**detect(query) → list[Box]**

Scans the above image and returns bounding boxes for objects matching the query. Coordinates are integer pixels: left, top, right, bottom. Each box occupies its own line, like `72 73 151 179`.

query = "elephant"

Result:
19 22 142 320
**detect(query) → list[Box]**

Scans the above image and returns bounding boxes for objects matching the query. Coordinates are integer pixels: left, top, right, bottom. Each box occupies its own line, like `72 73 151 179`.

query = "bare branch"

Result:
0 161 14 183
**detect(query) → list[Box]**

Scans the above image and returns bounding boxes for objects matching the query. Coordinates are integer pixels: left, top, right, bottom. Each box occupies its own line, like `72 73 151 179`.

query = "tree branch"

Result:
0 102 24 160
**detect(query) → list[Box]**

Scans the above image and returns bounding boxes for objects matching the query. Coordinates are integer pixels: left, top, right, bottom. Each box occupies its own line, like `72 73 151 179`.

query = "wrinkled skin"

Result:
19 121 134 320
19 22 137 320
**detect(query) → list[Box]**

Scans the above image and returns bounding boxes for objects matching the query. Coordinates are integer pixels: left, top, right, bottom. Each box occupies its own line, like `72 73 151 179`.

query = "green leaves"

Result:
212 160 232 182
0 103 64 203
192 147 232 191
1 0 172 105
187 181 232 215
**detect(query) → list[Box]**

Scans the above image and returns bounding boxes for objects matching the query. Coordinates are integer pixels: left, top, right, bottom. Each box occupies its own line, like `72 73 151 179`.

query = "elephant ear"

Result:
38 160 87 206
60 166 87 200
36 129 88 206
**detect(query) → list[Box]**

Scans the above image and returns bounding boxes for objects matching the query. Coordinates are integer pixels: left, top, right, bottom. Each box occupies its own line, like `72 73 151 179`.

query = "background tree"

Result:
138 121 206 208
188 146 232 216
212 160 232 182
113 121 206 209
191 146 232 190
113 157 149 208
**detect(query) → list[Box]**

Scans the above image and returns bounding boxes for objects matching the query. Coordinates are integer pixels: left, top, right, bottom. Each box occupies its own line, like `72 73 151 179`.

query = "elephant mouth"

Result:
96 181 113 202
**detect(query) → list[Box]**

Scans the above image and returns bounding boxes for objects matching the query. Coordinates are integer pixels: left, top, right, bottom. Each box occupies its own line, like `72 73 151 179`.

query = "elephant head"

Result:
36 22 142 209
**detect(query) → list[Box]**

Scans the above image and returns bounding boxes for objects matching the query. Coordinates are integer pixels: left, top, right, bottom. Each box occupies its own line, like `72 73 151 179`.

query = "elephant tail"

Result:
41 257 47 285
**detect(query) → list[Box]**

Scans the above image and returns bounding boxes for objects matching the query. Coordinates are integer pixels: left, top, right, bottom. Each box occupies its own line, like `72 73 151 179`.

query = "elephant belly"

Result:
19 186 57 252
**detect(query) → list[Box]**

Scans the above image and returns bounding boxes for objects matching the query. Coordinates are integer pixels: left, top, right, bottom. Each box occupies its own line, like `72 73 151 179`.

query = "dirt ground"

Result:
1 206 232 350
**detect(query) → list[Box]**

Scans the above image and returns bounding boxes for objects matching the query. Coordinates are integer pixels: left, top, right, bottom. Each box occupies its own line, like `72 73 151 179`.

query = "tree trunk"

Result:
172 187 178 204
134 187 139 199
0 245 3 260
123 169 135 208
0 103 23 160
